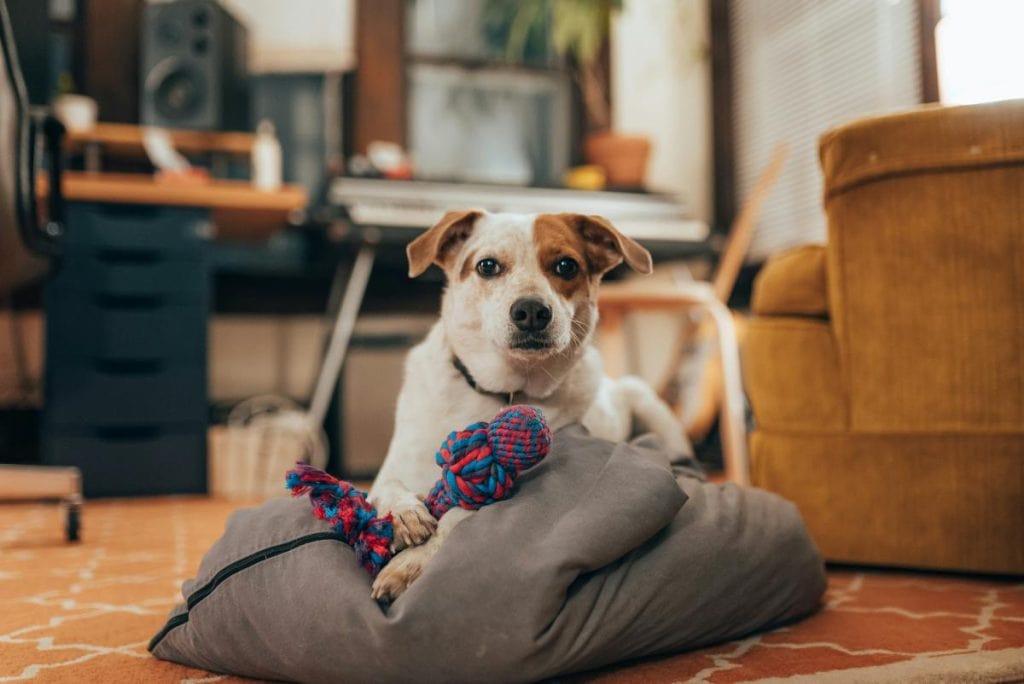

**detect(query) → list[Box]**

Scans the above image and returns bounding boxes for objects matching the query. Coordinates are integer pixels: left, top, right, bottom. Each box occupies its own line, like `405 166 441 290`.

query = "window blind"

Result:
730 0 922 260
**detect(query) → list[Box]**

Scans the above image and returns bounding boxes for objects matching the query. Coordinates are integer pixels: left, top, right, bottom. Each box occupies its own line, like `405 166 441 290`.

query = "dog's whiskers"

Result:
567 318 591 348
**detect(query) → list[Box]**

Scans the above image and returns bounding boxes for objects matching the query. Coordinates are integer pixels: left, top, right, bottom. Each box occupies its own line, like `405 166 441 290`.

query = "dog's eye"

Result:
476 258 502 278
553 257 579 279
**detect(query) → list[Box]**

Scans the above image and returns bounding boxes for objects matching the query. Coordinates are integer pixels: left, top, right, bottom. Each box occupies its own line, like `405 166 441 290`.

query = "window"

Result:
936 0 1024 105
730 0 921 260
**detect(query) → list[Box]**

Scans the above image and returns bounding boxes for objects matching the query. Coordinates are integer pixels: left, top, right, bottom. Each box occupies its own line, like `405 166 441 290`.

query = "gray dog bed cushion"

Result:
149 425 826 683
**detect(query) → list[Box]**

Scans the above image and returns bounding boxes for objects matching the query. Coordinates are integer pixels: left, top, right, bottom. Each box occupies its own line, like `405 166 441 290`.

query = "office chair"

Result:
0 0 82 540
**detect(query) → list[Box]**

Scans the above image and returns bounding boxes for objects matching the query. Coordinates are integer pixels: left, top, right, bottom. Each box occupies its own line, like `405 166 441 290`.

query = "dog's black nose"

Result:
510 298 552 332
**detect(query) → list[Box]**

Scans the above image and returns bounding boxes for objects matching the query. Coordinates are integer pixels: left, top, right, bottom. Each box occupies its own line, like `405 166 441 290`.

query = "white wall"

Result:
217 0 356 73
608 0 713 399
611 0 713 224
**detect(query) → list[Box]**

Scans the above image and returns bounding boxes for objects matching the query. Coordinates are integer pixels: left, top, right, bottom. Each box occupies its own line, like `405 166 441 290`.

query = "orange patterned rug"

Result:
1 497 1022 683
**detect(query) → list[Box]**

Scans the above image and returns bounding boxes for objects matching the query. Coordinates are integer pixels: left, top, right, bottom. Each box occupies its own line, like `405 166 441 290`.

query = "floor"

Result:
1 497 1022 683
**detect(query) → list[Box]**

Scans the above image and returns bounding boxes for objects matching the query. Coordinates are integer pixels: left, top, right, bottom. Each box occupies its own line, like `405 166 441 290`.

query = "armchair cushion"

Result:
751 244 828 317
743 317 845 432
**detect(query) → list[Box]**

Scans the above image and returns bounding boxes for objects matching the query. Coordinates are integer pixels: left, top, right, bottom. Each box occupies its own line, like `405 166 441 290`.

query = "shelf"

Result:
65 122 256 158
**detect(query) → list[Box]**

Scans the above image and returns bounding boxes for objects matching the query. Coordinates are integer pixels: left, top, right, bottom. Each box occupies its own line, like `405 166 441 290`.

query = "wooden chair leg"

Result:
702 300 750 486
596 284 751 485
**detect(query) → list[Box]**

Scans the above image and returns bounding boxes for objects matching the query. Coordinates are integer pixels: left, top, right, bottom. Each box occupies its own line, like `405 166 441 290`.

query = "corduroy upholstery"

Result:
751 244 828 317
744 100 1024 574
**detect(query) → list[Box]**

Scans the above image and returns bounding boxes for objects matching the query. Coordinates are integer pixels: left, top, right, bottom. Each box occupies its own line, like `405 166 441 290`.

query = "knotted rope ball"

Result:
285 405 551 577
425 405 551 518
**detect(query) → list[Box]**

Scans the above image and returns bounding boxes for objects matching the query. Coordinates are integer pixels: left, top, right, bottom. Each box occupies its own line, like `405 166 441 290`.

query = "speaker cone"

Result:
146 57 206 122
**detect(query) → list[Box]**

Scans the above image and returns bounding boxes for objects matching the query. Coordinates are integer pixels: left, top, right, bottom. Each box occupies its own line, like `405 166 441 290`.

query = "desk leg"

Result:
307 243 376 431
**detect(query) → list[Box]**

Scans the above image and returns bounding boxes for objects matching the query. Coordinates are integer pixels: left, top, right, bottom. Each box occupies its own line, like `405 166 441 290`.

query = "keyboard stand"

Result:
307 236 379 435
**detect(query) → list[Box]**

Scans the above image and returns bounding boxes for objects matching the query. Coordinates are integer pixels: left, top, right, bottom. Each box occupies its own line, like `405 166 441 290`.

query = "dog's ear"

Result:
406 210 482 278
558 213 653 276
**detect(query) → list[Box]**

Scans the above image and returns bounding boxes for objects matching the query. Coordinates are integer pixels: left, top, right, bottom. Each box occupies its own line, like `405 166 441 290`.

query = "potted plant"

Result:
486 0 651 189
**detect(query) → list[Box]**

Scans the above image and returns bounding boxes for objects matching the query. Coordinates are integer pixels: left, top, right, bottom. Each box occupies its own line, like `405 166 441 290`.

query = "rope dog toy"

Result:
284 464 394 576
286 405 551 577
424 404 551 517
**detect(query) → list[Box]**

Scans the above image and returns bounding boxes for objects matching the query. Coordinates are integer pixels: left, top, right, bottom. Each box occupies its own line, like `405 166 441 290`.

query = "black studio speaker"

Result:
140 0 249 131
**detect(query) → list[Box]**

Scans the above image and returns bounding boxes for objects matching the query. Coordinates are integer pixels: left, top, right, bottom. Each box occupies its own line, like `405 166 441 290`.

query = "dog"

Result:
369 210 688 601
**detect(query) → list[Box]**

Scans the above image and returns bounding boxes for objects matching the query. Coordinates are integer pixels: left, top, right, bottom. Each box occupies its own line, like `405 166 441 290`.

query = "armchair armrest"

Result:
752 244 828 317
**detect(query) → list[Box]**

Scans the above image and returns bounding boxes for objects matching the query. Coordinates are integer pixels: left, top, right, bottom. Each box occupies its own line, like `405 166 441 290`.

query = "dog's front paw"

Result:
390 500 436 550
371 544 433 603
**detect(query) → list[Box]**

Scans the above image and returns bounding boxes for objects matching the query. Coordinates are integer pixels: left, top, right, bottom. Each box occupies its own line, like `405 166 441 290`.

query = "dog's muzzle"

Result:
509 298 554 351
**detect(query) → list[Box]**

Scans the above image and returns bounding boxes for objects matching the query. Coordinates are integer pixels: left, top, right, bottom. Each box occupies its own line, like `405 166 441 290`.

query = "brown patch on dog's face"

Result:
533 214 593 300
553 213 654 276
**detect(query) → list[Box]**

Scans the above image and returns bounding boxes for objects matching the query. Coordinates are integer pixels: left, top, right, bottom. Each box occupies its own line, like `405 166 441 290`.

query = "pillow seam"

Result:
147 531 343 653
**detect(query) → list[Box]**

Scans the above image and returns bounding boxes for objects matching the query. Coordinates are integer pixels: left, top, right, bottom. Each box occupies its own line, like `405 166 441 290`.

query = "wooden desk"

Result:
40 171 308 241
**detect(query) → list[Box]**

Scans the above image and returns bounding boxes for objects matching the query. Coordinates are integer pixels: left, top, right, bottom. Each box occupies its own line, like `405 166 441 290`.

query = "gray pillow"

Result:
150 425 825 683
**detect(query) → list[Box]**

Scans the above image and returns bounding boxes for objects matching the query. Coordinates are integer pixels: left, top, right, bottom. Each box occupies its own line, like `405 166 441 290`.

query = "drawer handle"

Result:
95 359 163 375
96 248 163 264
94 425 162 441
94 293 164 309
92 203 162 219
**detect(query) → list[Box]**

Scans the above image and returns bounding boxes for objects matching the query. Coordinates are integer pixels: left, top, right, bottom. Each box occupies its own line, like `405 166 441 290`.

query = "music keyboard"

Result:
329 178 708 244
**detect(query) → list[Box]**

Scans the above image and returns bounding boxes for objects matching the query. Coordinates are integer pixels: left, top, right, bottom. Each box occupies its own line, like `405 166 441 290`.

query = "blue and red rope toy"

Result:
285 405 551 577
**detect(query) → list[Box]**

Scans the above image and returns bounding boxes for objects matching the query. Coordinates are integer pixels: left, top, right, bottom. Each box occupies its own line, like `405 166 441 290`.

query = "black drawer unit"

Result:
43 202 210 497
43 359 207 427
43 426 207 497
48 253 208 304
61 202 209 256
45 295 205 362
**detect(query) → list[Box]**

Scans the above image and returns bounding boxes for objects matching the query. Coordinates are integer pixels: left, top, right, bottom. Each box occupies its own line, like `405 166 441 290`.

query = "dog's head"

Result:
407 211 651 393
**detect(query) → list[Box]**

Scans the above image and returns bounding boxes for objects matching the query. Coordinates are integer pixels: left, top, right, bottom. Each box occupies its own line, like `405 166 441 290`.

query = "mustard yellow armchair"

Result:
743 100 1024 574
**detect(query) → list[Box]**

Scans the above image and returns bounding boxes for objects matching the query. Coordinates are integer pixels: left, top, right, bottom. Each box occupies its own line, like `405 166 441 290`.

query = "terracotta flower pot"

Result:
583 132 651 189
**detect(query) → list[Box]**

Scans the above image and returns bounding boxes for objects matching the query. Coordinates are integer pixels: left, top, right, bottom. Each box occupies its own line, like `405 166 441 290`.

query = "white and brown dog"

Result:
369 210 687 601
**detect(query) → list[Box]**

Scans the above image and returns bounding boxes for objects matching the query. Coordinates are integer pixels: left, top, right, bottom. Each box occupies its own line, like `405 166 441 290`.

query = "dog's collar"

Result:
452 356 518 405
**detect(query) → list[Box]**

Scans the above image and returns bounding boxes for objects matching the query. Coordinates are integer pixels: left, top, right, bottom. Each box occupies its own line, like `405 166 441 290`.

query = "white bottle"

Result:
252 119 282 191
